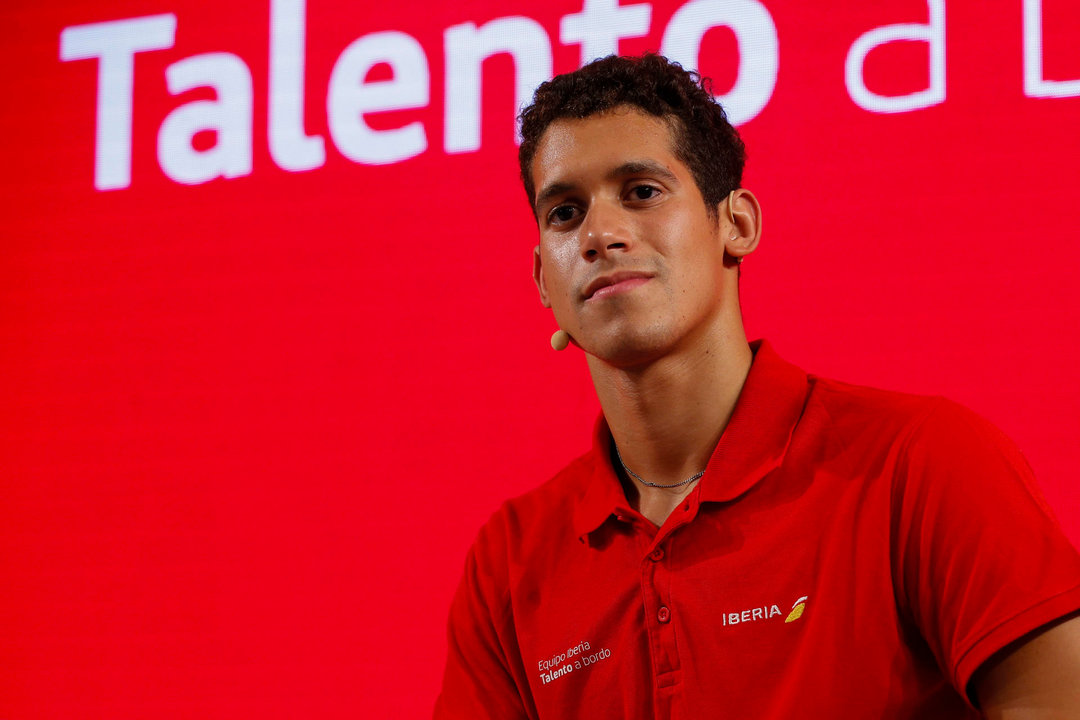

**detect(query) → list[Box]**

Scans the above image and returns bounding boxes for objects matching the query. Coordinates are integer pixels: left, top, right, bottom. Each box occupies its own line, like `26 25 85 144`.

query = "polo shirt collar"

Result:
572 414 632 540
572 340 810 540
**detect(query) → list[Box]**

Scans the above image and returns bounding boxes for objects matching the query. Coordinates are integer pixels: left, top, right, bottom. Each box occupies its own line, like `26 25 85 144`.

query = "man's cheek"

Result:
546 237 580 266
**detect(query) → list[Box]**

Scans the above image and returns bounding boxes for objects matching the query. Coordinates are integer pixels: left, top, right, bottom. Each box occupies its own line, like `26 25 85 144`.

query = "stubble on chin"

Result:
581 315 679 371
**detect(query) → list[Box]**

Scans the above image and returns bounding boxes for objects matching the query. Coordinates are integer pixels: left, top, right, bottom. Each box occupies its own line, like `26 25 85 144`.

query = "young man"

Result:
435 54 1080 719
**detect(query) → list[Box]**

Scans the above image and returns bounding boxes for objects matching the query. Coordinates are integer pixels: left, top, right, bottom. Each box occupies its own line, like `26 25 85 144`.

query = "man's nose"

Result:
579 200 631 260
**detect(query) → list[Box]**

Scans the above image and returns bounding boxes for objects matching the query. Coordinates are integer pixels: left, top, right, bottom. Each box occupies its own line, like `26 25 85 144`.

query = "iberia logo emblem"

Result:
785 596 808 623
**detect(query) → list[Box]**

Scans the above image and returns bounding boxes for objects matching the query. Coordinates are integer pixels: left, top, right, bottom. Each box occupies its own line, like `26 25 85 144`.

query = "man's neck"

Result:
587 321 753 526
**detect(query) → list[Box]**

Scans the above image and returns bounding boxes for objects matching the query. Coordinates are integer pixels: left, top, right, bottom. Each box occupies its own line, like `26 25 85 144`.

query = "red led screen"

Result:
3 0 1079 716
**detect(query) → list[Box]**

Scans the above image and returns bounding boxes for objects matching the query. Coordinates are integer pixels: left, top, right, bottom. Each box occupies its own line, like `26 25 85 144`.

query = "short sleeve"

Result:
891 399 1080 704
434 514 535 720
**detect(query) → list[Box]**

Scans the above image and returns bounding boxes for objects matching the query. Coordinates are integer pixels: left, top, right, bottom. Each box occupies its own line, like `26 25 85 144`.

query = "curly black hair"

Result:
517 53 745 217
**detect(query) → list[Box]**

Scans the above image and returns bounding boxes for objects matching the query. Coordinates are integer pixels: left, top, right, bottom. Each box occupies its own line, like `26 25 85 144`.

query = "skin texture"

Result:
974 612 1080 718
528 104 1080 714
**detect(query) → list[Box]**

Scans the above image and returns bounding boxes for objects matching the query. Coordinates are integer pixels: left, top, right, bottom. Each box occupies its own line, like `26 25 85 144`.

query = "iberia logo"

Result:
721 594 810 627
785 596 808 623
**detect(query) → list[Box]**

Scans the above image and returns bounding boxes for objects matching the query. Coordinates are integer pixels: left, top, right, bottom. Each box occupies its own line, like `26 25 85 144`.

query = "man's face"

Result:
531 106 734 367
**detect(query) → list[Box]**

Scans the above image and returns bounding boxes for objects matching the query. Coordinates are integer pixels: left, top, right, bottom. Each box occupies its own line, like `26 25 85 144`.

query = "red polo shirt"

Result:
435 341 1080 719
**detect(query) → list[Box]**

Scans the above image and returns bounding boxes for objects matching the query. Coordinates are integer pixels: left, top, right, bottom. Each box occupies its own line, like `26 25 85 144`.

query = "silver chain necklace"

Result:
614 445 706 489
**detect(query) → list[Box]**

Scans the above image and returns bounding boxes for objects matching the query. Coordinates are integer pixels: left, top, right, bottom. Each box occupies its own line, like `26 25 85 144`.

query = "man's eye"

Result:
549 205 578 224
630 185 659 200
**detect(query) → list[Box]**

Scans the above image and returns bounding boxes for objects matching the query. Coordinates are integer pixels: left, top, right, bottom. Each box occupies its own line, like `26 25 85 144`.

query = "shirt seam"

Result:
887 395 950 625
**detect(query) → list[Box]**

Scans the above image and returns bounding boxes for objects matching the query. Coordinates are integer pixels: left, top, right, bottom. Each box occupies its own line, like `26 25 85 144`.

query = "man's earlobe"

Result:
533 246 552 308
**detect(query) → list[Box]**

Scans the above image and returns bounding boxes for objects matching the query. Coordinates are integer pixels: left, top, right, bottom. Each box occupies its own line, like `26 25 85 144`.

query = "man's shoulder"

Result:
808 372 937 417
474 447 599 548
803 373 1034 493
499 449 597 528
794 373 1030 484
804 373 975 443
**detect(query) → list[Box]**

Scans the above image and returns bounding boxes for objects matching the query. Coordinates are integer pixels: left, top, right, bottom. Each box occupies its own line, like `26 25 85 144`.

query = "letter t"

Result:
60 14 177 190
560 0 652 65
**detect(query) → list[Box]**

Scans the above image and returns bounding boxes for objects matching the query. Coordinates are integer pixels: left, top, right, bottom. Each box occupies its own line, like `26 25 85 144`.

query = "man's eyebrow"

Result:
534 181 576 213
534 160 679 213
609 160 679 185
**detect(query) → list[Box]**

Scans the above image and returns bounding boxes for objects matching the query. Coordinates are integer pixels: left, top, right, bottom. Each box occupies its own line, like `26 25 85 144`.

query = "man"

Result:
435 54 1080 719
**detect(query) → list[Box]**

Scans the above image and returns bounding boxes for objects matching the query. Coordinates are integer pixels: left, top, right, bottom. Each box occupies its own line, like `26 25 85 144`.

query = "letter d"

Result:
845 0 945 113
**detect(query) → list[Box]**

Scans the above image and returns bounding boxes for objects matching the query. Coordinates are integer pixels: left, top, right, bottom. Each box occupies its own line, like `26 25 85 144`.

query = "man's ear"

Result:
722 189 762 262
533 245 552 308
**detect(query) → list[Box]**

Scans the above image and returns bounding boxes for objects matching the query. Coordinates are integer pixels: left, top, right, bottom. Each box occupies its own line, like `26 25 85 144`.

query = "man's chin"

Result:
581 327 676 370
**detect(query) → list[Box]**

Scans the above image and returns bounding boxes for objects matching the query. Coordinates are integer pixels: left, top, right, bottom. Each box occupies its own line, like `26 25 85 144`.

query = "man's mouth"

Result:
583 271 654 300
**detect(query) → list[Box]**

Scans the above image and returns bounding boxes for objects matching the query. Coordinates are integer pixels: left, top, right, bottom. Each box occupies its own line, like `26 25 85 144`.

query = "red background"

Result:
2 0 1078 717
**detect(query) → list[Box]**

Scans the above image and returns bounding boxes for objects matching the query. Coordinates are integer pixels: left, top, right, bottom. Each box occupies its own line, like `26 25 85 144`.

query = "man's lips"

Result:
583 271 654 300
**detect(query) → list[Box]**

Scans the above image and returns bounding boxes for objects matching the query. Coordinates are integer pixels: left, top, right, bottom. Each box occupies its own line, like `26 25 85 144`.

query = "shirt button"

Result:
649 548 665 562
657 606 670 623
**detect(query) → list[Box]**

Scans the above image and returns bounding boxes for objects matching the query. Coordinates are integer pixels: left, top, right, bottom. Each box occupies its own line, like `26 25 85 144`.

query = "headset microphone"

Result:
551 329 571 351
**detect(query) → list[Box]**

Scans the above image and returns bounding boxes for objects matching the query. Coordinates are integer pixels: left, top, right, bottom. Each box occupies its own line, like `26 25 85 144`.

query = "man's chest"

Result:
506 472 971 719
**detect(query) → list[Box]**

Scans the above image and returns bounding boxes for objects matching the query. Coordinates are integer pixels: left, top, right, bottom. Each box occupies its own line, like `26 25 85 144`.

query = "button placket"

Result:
641 536 681 689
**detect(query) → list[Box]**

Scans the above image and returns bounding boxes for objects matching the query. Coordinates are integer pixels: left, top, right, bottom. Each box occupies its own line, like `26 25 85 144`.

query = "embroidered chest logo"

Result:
536 639 612 686
785 595 808 623
722 595 809 627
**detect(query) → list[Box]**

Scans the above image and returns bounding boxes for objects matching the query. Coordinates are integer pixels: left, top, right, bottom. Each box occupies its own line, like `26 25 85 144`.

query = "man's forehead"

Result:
537 108 676 159
531 109 682 196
